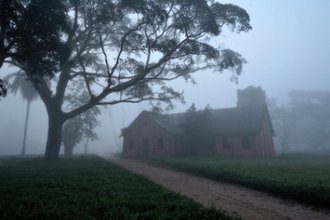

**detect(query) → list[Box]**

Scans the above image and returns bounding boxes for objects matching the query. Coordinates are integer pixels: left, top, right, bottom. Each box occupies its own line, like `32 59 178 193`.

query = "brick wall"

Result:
122 112 187 158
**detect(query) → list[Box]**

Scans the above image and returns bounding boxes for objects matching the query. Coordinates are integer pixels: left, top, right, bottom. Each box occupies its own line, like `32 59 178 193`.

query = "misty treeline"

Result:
0 0 251 161
268 90 330 154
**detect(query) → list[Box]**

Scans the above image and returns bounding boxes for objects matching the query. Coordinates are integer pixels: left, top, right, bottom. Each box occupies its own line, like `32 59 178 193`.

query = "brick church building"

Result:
121 86 275 158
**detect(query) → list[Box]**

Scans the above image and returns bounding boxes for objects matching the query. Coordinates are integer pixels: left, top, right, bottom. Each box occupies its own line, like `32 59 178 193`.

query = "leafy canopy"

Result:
16 0 252 113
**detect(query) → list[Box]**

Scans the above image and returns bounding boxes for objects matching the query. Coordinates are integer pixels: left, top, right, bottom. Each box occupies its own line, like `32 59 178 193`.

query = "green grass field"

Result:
0 155 239 220
143 154 330 209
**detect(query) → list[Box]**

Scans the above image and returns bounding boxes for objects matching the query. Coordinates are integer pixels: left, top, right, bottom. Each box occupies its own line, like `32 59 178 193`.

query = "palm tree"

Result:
4 72 38 155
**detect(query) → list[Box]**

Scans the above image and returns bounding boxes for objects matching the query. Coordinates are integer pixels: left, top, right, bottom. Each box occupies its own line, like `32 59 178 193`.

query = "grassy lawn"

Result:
142 154 330 209
0 155 239 220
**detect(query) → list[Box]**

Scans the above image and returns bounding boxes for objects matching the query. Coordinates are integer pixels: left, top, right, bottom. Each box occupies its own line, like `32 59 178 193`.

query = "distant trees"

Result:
4 0 251 161
180 104 214 155
288 90 330 152
4 72 39 155
268 90 330 154
267 98 296 153
62 108 100 156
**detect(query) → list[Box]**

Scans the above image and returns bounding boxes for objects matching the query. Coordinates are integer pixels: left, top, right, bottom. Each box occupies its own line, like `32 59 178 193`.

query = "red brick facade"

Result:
122 112 188 158
213 111 275 157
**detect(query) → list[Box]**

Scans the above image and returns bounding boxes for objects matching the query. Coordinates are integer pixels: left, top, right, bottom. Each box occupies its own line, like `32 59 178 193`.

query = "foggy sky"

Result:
0 1 329 154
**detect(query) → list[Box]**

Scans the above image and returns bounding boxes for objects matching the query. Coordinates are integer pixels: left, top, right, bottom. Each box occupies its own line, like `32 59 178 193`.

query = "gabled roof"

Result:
142 104 275 136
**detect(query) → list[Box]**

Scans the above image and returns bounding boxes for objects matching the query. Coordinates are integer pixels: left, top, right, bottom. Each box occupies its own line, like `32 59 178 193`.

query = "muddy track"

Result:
99 154 330 220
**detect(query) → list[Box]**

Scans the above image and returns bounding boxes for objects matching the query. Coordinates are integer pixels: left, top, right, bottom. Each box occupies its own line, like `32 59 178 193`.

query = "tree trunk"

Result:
64 144 74 156
84 137 90 154
21 101 31 155
44 112 65 161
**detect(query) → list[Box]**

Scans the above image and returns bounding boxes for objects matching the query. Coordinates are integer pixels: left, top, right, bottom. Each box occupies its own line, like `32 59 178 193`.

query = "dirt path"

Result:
99 154 330 220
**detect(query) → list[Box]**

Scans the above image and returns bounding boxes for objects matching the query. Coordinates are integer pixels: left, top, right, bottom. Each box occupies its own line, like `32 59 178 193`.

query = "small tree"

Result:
61 108 100 156
62 84 101 156
180 104 214 155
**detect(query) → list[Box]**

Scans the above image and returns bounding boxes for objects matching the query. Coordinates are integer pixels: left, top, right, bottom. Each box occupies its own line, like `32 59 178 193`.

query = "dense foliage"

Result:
0 156 239 219
0 0 69 84
143 154 330 208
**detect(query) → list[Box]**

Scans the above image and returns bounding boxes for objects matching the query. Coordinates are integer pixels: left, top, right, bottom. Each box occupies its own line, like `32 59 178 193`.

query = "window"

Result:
129 139 134 149
157 138 164 149
242 137 251 149
223 138 230 149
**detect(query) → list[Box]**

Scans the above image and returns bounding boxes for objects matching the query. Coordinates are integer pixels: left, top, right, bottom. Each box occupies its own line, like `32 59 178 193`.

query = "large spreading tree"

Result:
6 0 252 161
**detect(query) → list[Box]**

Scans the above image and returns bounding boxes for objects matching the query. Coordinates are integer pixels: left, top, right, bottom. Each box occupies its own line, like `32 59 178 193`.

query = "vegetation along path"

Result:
99 154 330 220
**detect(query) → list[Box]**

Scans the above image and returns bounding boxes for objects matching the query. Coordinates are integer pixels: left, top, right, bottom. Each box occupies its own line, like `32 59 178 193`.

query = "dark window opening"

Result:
157 138 164 149
129 139 134 149
242 137 251 149
223 138 231 149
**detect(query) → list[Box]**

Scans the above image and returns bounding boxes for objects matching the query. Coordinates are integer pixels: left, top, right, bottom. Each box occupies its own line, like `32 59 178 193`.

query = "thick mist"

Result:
0 0 329 156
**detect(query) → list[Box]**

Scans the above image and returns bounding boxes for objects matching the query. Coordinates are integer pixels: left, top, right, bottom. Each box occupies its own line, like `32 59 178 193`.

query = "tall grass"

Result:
0 155 239 220
143 154 330 209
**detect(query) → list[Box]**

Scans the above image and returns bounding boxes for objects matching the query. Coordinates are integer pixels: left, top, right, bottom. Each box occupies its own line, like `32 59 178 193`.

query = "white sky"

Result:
174 0 330 110
0 0 329 154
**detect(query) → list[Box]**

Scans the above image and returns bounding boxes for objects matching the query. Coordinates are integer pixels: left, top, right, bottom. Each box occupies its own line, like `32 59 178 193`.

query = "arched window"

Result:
129 139 134 149
242 137 251 149
157 138 164 149
223 138 230 149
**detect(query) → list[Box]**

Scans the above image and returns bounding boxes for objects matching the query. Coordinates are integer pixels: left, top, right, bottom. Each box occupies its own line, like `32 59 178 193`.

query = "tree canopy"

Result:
3 0 252 161
0 0 69 98
0 0 69 74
